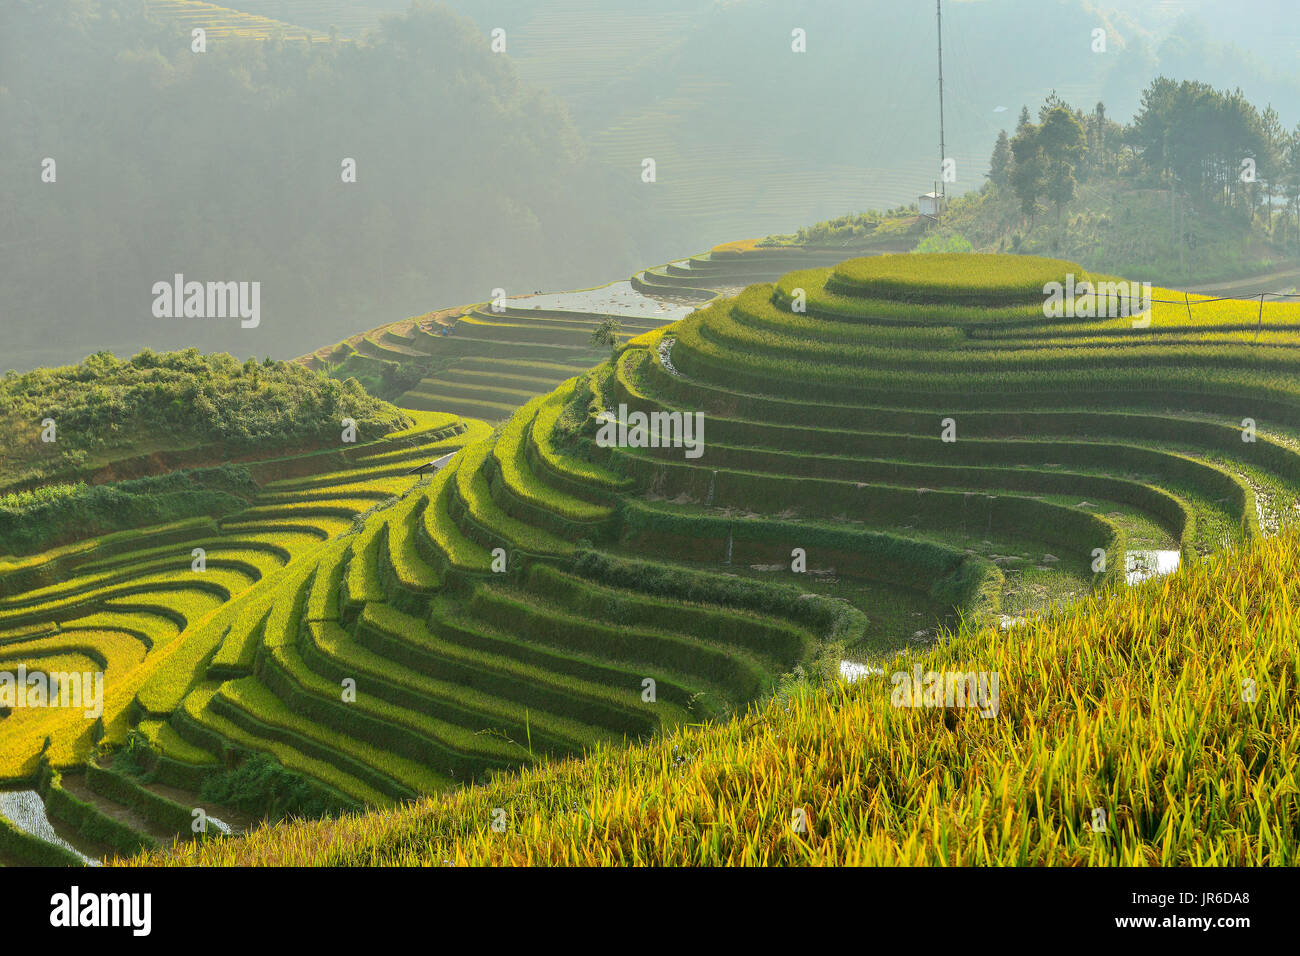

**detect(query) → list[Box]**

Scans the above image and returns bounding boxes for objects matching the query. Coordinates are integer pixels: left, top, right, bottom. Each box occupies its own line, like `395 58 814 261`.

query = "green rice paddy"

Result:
6 250 1299 866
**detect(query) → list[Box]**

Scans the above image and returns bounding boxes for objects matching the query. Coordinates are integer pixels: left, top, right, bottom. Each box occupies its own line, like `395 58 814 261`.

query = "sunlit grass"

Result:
126 527 1298 866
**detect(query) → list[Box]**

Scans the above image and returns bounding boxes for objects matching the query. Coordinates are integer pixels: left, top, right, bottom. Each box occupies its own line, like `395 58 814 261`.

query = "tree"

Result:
1037 90 1070 123
1259 105 1285 230
1128 77 1272 221
1016 106 1033 136
1128 76 1183 182
1085 101 1123 177
989 130 1014 188
1038 106 1087 218
1010 123 1046 223
590 317 623 353
1284 124 1300 247
915 230 973 253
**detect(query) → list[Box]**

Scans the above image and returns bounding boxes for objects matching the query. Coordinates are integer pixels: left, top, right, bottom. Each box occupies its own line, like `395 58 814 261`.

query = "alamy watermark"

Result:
595 404 704 459
1043 274 1151 325
50 886 150 936
890 665 999 718
0 665 103 718
152 274 260 328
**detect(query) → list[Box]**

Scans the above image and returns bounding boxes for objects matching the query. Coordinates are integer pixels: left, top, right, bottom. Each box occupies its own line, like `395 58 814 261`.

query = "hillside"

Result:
2 252 1300 868
0 349 406 497
125 521 1300 866
6 251 1300 864
0 0 640 372
15 0 1300 377
145 0 1300 261
768 79 1300 290
769 180 1300 291
0 400 482 864
941 181 1294 286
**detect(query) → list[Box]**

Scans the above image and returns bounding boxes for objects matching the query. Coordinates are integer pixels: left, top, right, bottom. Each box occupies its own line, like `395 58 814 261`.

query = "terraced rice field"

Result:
129 253 1300 840
16 387 834 848
394 295 671 423
617 254 1300 643
119 374 838 819
303 250 860 420
196 1 395 38
0 410 479 861
146 0 329 42
12 250 1300 866
138 517 1300 866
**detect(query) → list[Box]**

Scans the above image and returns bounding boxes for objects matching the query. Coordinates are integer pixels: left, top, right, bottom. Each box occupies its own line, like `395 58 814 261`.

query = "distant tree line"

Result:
988 79 1300 244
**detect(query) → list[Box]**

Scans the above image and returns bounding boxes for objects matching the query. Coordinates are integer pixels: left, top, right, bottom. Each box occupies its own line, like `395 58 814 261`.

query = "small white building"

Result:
919 192 945 218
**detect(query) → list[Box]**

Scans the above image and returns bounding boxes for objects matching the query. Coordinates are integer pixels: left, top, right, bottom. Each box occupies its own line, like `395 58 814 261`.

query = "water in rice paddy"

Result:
0 785 234 863
510 281 697 319
0 789 99 865
1125 550 1181 586
839 660 885 682
845 550 1184 677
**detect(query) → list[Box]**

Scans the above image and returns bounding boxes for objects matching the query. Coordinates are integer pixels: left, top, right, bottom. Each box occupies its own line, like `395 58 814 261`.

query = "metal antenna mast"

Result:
936 0 947 212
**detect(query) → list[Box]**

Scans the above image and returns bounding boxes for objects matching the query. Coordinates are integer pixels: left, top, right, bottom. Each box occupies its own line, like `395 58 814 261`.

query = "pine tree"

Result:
1011 124 1044 223
1039 107 1087 219
989 130 1014 187
1016 106 1033 136
590 317 623 353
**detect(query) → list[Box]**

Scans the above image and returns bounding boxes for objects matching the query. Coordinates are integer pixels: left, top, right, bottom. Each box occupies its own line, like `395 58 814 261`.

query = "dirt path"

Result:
59 772 182 846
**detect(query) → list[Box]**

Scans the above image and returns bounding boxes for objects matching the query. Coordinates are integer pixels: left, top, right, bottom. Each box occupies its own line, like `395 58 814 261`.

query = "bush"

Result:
914 229 974 254
0 348 411 490
200 754 349 822
0 464 256 555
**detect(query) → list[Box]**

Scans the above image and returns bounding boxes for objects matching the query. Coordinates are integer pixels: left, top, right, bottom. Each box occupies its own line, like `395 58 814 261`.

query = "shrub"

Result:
200 753 350 822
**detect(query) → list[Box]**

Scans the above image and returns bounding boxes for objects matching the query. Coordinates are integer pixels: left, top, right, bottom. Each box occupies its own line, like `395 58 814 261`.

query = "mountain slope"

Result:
8 251 1300 865
125 520 1300 866
93 252 1300 837
0 0 640 372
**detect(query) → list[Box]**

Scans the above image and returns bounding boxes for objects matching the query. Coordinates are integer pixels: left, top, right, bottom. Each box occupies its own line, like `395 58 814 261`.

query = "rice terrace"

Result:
2 0 1297 938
